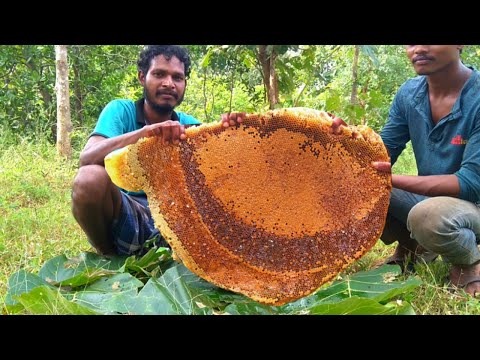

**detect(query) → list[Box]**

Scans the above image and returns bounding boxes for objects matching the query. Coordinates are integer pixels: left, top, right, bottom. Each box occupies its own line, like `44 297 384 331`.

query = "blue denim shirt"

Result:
380 69 480 204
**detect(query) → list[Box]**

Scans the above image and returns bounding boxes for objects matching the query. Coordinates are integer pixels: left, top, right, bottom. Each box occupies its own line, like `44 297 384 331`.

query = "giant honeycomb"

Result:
105 108 392 305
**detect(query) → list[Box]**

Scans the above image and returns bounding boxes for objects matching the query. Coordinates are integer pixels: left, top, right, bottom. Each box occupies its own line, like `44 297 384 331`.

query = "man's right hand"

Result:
327 112 392 174
144 120 186 145
328 113 348 135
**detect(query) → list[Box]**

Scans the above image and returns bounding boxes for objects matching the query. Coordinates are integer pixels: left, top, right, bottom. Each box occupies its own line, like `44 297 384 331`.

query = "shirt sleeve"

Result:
90 100 130 138
455 116 480 203
178 112 202 125
380 85 411 166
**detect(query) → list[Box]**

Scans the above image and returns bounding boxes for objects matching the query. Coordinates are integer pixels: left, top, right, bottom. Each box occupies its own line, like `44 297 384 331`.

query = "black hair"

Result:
137 45 191 78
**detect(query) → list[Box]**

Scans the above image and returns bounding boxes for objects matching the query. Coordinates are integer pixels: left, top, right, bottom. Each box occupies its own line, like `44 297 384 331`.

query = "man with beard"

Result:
72 45 244 256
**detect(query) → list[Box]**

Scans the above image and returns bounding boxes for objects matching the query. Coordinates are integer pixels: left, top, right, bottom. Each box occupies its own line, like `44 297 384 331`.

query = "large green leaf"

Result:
119 278 185 315
224 302 283 315
71 273 144 314
308 297 414 315
120 247 171 274
183 284 247 309
166 265 239 309
280 265 421 314
38 254 117 287
69 252 128 270
72 289 139 314
14 286 99 315
85 272 144 292
341 265 421 303
4 270 55 306
121 264 216 315
224 297 414 315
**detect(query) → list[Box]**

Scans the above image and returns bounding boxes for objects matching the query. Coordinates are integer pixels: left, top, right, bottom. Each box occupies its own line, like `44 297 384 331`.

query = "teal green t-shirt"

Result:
93 99 202 196
92 98 201 139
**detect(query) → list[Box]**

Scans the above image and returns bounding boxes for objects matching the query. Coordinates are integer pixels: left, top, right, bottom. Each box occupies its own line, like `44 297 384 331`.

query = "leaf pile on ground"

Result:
3 246 421 315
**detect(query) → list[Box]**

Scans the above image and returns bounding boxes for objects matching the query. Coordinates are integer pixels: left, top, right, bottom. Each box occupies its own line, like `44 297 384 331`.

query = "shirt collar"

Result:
413 67 478 121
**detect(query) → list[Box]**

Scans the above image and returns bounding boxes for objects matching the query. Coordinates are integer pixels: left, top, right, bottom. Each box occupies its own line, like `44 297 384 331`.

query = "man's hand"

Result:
372 161 392 173
326 112 392 173
221 112 246 128
144 120 186 145
328 113 348 135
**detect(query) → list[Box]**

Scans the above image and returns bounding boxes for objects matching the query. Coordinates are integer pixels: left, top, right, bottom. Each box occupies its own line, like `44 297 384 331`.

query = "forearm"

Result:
80 129 147 166
392 174 460 197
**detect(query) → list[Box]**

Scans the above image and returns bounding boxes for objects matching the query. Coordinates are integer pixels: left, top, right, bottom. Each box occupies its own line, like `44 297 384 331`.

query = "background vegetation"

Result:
2 45 480 314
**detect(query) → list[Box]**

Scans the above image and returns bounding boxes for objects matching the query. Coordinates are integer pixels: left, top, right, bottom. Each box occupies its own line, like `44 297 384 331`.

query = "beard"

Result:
144 88 185 116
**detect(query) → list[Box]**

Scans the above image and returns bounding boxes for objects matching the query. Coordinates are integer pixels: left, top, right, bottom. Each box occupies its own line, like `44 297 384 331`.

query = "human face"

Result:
405 45 463 76
139 55 186 114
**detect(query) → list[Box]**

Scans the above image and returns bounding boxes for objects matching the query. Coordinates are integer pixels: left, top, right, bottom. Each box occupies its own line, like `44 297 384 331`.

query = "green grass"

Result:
0 140 90 308
1 140 478 314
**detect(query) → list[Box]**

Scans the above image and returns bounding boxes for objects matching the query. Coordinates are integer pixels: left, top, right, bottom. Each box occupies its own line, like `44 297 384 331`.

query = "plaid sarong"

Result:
112 193 167 255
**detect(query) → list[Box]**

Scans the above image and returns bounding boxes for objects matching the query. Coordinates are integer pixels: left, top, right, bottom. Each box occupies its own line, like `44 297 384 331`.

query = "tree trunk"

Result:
269 50 279 106
350 45 360 106
257 45 279 110
228 61 236 113
55 45 72 158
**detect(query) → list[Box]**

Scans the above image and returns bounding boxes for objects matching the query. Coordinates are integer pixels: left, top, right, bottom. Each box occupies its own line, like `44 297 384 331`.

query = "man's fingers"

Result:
179 125 186 140
372 161 392 173
229 112 245 125
333 116 347 125
171 125 181 145
222 112 245 127
234 112 245 123
161 126 172 145
147 126 160 138
221 114 230 127
330 116 348 135
146 122 186 145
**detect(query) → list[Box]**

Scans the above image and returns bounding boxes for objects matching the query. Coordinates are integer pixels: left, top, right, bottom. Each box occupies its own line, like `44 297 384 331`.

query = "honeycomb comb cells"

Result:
105 108 392 305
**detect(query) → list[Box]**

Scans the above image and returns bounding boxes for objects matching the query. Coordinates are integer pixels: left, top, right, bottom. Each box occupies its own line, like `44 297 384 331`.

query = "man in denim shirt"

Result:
380 45 480 297
331 45 480 297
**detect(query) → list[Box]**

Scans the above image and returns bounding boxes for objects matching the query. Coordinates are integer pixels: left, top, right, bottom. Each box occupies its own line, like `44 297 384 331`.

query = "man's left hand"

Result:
221 112 245 128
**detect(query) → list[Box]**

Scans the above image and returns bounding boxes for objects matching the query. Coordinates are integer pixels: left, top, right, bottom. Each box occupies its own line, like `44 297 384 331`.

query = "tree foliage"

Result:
2 45 480 147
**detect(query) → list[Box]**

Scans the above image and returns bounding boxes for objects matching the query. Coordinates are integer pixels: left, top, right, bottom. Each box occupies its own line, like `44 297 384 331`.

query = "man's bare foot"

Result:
449 261 480 297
